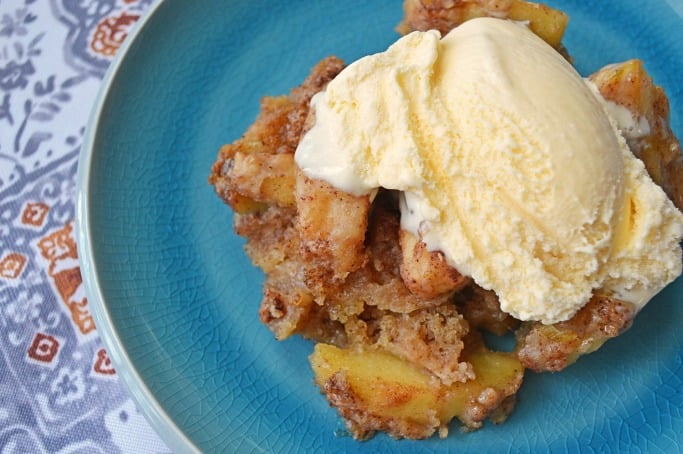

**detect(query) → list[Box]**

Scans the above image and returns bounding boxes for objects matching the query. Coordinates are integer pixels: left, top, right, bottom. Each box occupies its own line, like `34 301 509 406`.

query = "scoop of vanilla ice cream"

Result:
295 17 683 324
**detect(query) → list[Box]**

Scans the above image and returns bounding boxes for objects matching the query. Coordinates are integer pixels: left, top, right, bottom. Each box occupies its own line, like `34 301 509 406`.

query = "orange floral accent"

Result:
38 222 96 335
0 253 27 279
21 202 50 227
90 12 140 57
37 222 78 263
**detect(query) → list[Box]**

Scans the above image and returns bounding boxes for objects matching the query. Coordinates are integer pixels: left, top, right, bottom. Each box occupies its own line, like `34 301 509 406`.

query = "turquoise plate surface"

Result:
76 0 683 452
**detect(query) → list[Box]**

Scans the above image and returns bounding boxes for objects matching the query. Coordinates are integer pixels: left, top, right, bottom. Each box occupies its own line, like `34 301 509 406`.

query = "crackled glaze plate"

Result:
76 0 683 452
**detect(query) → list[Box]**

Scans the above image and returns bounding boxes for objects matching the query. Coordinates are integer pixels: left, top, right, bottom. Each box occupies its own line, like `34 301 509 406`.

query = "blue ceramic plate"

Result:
76 0 683 452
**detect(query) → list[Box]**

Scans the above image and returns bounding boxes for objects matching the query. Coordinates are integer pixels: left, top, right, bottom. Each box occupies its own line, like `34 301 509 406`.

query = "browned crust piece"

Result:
369 304 474 385
590 59 683 211
456 285 520 336
399 0 520 35
515 295 636 372
209 56 346 208
398 0 569 52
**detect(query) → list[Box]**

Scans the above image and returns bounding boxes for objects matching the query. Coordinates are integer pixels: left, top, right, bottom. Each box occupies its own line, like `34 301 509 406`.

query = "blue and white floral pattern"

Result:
0 1 169 452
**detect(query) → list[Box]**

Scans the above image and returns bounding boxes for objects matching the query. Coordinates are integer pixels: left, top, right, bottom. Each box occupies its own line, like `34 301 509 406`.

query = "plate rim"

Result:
75 0 200 452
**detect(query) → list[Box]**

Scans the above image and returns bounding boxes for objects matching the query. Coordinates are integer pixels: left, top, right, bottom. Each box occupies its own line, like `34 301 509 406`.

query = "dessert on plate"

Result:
209 0 683 441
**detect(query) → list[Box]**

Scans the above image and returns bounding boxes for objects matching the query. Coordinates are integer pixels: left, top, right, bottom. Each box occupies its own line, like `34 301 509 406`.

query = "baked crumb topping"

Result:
209 0 683 441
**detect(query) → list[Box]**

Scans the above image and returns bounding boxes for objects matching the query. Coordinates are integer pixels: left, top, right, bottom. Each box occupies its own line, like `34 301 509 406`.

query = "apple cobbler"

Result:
209 0 683 441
